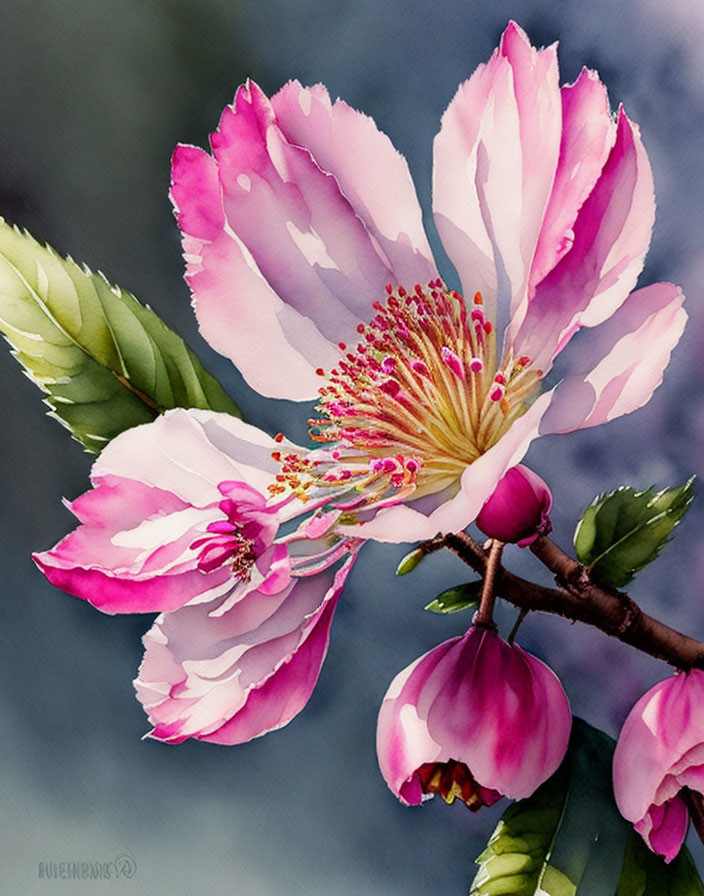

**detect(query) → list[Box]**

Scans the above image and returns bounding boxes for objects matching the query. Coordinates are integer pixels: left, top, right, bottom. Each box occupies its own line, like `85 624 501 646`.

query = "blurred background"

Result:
1 0 704 892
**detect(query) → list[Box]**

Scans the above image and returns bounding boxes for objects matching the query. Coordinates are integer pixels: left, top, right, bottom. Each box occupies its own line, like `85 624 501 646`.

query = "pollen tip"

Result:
385 283 393 294
274 432 285 443
315 367 325 376
474 291 483 305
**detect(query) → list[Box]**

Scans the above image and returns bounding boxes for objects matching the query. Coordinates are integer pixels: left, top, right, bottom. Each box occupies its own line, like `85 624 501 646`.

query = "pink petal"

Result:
271 81 437 288
635 796 689 863
91 408 295 504
176 81 436 400
171 144 223 242
433 22 561 325
613 671 704 825
528 67 616 294
136 553 356 744
34 555 230 615
513 109 655 371
539 283 686 434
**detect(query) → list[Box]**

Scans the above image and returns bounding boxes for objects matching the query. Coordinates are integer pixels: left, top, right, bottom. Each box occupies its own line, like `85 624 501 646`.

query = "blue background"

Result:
2 1 704 892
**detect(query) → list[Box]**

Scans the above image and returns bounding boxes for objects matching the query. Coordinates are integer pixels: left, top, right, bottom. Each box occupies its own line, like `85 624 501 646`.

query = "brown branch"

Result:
419 532 704 671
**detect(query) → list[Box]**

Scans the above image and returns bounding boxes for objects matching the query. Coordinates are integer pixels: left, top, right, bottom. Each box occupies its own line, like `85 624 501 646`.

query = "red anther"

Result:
373 301 384 312
411 359 430 377
385 283 393 294
356 323 365 333
490 386 504 402
494 373 506 385
315 367 325 376
398 286 407 297
518 355 531 367
469 358 483 373
470 308 484 322
274 432 285 443
271 451 282 462
338 342 347 350
406 459 420 473
474 291 483 305
380 379 401 396
483 320 493 334
414 283 424 296
451 290 462 301
441 346 465 379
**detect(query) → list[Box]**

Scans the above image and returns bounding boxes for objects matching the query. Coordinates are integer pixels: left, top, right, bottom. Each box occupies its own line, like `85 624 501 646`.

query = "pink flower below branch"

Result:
376 626 572 808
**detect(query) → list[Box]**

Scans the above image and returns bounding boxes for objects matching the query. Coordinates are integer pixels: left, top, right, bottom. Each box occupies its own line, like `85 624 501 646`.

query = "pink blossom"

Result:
34 408 359 743
476 464 552 546
171 21 686 543
376 626 571 808
613 670 704 862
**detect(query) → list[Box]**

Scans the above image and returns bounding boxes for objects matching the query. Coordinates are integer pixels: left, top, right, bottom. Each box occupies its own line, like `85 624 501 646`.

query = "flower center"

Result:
269 281 540 508
191 497 261 580
416 759 501 811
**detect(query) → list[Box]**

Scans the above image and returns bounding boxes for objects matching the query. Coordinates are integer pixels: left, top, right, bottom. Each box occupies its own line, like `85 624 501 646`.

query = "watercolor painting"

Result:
2 2 704 893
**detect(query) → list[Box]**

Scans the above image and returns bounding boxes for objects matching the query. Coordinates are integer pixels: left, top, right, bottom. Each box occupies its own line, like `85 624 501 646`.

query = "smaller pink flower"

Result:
34 408 360 744
613 670 704 862
376 626 571 809
475 464 552 546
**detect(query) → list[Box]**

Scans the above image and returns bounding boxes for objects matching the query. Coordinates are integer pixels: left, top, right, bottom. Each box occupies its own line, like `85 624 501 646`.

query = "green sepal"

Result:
0 219 240 452
573 479 695 588
424 581 482 614
396 548 425 576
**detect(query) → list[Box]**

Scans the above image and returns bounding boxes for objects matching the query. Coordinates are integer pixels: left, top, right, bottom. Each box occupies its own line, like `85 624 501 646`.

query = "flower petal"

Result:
433 22 561 326
614 671 704 826
528 67 616 294
176 81 437 400
271 81 437 288
135 553 356 744
514 108 655 371
539 283 686 434
91 408 293 505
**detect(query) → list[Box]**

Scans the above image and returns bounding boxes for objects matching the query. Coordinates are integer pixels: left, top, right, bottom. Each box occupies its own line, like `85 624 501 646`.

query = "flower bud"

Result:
613 669 704 862
475 464 552 546
376 626 571 809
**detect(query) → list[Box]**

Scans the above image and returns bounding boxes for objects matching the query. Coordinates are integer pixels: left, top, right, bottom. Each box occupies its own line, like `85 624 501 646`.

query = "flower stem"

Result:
420 531 704 670
474 539 503 628
508 608 529 645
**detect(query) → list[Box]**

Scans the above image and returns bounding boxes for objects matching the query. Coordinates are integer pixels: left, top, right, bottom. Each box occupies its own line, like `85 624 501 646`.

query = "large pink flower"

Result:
34 408 359 743
171 21 686 543
376 626 572 808
613 670 704 862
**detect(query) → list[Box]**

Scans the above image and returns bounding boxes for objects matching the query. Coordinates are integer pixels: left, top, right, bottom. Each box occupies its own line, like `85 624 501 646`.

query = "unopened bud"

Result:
476 465 552 546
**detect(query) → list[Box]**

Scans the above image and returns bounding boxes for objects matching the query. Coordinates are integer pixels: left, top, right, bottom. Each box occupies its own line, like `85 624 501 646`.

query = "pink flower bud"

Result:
475 464 552 546
376 626 571 809
613 670 704 862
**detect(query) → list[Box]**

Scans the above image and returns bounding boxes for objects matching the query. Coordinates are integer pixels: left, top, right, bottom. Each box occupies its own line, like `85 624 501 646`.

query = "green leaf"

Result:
424 582 482 614
0 219 240 451
396 548 425 576
615 828 704 896
573 479 695 588
470 718 703 896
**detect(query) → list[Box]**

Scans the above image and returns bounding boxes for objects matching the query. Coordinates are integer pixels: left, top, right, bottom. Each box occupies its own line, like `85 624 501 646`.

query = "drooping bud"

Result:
475 464 552 546
613 669 704 863
376 626 571 808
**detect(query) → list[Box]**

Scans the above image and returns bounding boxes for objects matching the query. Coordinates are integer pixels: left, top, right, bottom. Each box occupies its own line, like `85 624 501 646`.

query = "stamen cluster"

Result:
271 282 541 508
